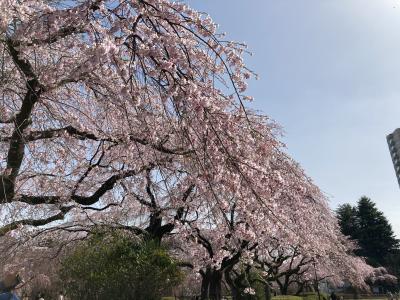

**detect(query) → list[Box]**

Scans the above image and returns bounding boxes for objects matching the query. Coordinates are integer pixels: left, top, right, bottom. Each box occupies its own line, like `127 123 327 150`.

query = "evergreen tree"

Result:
336 196 399 266
336 203 359 237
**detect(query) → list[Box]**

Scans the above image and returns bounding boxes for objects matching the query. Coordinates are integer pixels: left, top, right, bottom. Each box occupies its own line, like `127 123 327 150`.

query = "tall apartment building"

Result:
387 128 400 186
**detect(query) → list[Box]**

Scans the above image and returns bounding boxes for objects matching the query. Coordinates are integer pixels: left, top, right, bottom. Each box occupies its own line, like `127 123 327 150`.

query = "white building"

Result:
387 128 400 187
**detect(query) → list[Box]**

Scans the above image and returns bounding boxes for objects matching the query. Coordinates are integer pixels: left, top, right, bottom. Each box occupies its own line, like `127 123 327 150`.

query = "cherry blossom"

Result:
0 1 374 299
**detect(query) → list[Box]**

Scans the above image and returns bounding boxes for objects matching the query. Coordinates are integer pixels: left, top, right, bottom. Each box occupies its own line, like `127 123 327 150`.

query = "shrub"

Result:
59 231 182 300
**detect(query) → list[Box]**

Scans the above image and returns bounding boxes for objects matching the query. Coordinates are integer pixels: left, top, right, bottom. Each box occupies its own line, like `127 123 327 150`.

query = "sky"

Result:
187 0 400 237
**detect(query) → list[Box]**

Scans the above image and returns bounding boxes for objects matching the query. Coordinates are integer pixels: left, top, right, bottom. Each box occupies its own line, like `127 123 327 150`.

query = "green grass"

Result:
303 295 328 300
273 296 304 300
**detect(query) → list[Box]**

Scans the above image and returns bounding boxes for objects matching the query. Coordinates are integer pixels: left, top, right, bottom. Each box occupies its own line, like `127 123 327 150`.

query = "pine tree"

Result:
336 196 399 266
336 203 359 237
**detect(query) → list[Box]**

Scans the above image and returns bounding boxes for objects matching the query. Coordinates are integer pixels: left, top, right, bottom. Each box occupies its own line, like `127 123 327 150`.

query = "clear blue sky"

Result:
187 0 400 237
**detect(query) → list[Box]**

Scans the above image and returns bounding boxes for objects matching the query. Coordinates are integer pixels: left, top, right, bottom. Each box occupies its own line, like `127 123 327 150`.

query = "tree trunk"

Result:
277 279 288 295
265 282 272 300
209 271 222 300
201 270 211 300
201 267 223 300
225 269 240 300
281 277 289 295
295 282 305 295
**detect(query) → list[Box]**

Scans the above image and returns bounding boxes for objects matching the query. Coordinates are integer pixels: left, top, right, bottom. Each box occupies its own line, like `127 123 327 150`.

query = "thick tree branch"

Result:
14 125 193 155
0 39 44 203
12 0 102 47
15 165 154 206
0 205 73 237
151 184 195 239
